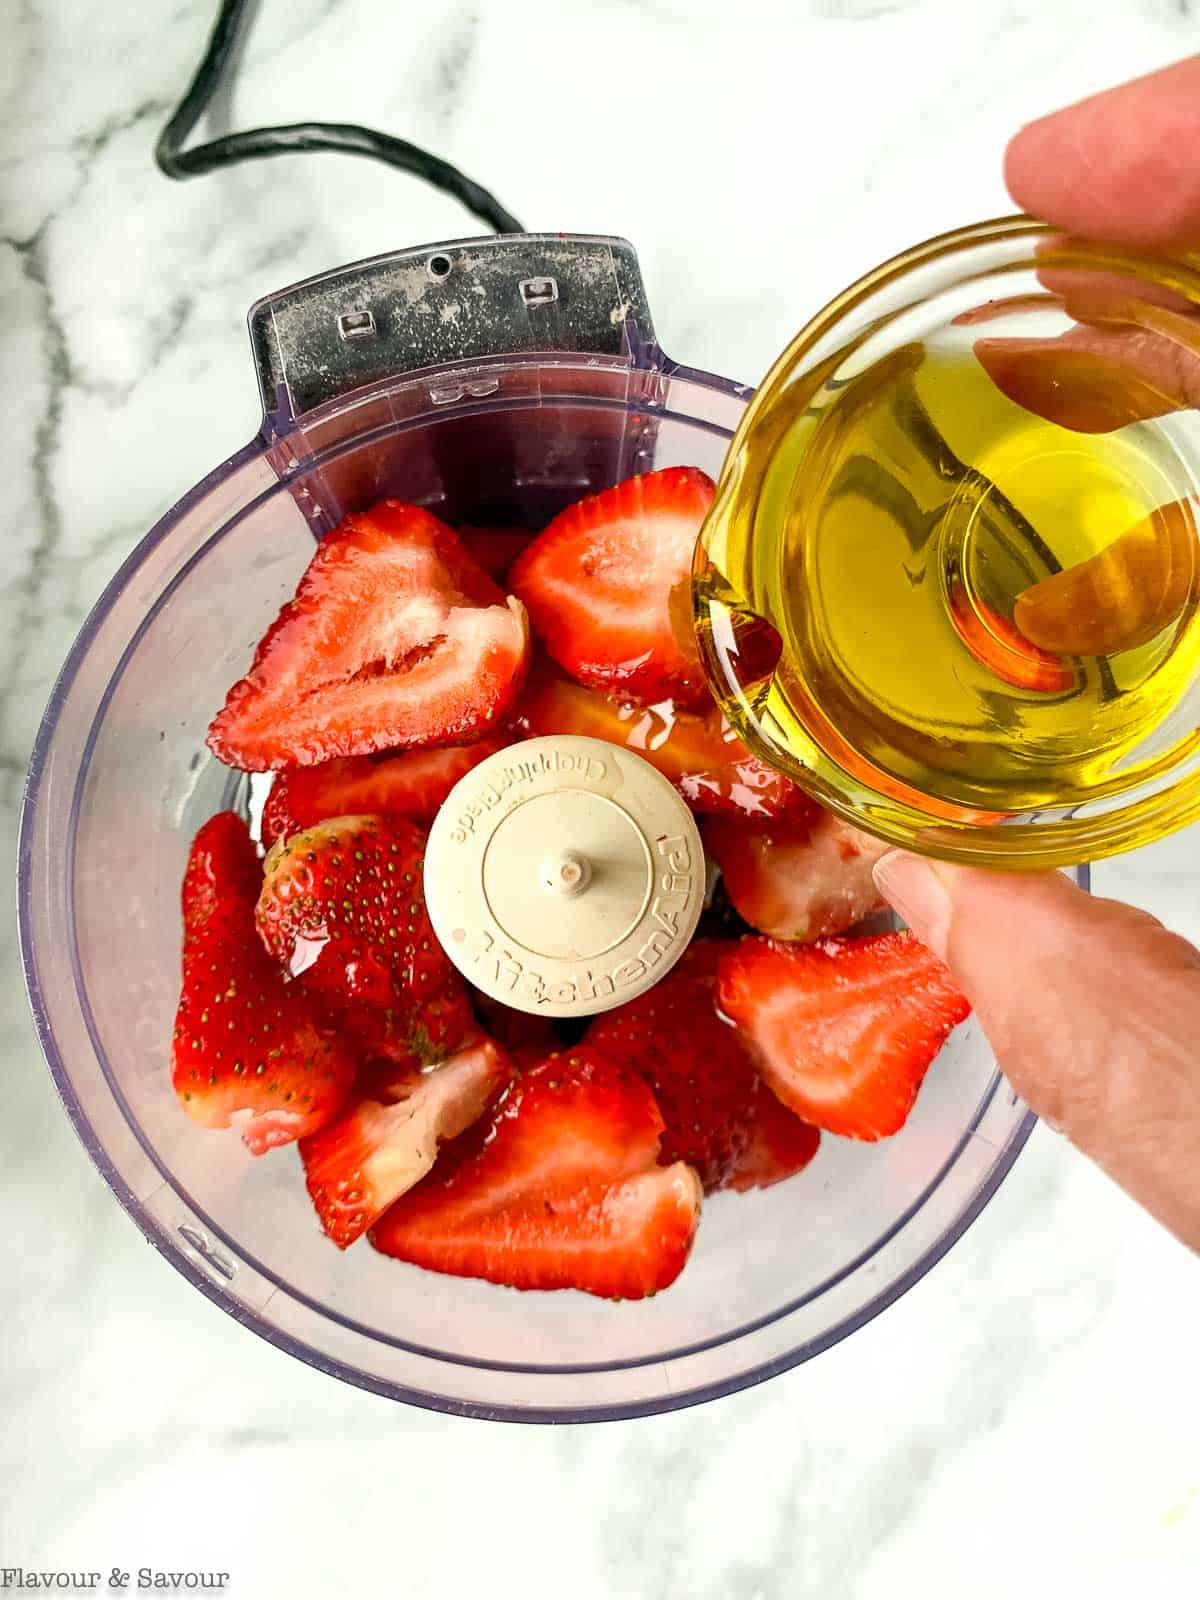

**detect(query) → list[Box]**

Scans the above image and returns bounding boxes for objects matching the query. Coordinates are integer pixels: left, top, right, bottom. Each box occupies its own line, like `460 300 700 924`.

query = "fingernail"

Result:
872 851 952 959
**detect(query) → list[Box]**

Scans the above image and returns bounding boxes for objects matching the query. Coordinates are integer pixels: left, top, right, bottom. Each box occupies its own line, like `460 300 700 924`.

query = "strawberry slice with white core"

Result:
207 502 529 770
717 933 971 1141
371 1049 702 1298
301 1037 511 1248
704 808 890 942
510 467 715 708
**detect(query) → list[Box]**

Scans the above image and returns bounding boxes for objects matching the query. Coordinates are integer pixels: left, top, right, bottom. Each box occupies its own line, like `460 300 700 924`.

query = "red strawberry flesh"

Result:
717 933 971 1140
261 736 509 847
510 467 715 708
338 985 479 1072
170 812 355 1154
585 940 759 1191
468 988 561 1068
371 1049 701 1298
515 666 810 820
301 1036 511 1248
726 1089 821 1193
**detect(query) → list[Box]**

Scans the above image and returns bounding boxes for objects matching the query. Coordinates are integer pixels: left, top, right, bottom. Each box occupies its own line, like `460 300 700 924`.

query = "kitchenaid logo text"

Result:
447 746 608 842
0 1572 229 1591
469 832 694 1004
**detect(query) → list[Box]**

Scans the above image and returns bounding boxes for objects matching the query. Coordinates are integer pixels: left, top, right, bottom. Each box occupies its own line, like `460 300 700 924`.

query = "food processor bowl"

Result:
19 235 1075 1421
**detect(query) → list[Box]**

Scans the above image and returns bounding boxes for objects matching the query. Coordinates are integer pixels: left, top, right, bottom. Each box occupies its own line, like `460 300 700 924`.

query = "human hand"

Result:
873 57 1200 1252
1003 55 1200 252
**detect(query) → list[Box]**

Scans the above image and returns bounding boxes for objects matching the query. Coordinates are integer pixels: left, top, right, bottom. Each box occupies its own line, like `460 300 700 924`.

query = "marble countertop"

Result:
3 0 1199 1594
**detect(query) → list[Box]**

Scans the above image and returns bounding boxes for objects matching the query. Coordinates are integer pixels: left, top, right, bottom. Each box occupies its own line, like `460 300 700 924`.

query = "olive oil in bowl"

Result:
694 234 1200 867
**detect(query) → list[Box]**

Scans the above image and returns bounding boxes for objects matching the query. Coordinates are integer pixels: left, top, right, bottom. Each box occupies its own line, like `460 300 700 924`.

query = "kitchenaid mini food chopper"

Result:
19 231 1075 1419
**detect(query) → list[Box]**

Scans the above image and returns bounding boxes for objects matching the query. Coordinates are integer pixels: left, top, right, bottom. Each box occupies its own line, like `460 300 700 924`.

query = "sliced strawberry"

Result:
726 1090 820 1193
949 584 1074 693
301 1036 511 1248
585 941 759 1191
515 665 717 779
371 1049 702 1298
704 808 889 942
458 525 535 584
207 501 529 770
170 812 355 1154
261 736 509 846
677 738 817 822
516 666 809 820
717 934 971 1140
510 467 715 707
257 816 473 1069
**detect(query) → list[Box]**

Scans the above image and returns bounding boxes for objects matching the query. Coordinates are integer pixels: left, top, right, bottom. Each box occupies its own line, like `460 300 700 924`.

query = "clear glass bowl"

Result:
19 238 1078 1421
696 217 1200 868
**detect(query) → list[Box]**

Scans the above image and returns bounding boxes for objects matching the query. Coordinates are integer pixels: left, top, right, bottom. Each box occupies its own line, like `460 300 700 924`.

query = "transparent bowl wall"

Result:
20 356 1061 1421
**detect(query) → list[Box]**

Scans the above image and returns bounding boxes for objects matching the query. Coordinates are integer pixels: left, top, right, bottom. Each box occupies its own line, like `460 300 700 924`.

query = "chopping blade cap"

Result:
423 736 705 1018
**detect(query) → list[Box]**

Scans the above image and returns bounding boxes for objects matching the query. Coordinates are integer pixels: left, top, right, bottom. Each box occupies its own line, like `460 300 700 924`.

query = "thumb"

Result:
872 851 1200 1251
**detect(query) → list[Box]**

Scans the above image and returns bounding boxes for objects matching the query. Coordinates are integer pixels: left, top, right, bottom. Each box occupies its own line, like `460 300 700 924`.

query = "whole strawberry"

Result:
256 814 472 1063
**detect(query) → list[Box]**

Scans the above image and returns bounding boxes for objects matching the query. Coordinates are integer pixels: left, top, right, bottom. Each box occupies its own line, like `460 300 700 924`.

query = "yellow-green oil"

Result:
696 340 1200 822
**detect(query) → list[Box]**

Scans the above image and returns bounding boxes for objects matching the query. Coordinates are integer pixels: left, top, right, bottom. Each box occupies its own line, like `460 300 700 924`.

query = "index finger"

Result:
1004 56 1200 251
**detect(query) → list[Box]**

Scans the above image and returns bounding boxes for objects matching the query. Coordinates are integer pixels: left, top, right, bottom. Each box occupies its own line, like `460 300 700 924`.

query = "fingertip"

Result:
1003 101 1085 223
1001 57 1200 250
871 850 952 959
1001 117 1043 214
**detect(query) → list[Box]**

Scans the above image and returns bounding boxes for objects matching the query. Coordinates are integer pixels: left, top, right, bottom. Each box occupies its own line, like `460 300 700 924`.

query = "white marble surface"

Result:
4 0 1200 1594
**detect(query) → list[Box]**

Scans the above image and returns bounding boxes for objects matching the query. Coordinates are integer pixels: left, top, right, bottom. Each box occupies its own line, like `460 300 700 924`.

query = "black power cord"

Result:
155 0 524 235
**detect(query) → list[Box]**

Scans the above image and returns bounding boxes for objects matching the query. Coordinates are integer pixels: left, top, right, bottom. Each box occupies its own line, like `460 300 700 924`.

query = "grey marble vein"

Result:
1 233 67 763
425 6 480 131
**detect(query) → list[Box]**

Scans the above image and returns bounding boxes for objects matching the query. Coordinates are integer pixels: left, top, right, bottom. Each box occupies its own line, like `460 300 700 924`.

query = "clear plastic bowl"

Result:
18 237 1079 1421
